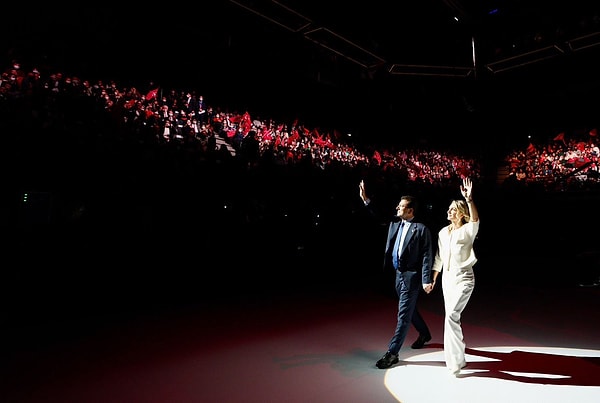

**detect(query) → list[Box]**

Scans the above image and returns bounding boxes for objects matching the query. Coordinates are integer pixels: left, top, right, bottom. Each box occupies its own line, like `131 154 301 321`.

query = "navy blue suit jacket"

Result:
364 200 433 285
384 219 433 285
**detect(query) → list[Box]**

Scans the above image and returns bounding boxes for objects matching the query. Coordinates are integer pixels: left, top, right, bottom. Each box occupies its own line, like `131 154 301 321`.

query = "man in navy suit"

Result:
359 180 434 369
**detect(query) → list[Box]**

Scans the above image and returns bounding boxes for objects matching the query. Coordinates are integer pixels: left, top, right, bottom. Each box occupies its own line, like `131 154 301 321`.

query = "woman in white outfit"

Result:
432 178 479 376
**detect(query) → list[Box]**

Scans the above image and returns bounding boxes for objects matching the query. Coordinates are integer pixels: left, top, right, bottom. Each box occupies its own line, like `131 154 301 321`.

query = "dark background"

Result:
2 1 599 320
2 1 600 151
2 6 599 401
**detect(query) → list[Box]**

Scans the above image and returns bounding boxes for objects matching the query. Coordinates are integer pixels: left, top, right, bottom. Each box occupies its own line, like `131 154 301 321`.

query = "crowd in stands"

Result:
504 131 600 191
1 62 479 186
2 61 599 192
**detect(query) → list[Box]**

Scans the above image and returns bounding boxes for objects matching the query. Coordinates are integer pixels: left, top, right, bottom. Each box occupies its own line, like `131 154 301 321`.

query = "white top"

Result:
432 220 479 273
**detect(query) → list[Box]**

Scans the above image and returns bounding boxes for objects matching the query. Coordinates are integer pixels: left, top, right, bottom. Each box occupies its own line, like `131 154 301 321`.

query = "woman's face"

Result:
447 202 463 222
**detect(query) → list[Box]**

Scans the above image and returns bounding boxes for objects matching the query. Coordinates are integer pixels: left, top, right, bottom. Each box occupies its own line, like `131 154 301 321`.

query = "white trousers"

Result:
441 267 475 374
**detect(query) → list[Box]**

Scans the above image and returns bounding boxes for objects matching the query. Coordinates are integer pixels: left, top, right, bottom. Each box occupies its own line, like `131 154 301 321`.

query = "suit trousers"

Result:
387 270 430 354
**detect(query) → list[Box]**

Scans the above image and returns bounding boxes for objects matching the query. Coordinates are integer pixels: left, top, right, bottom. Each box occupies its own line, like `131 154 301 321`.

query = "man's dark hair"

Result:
401 195 418 213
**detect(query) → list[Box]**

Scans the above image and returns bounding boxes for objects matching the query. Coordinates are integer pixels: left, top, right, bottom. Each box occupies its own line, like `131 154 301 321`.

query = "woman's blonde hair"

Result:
451 200 470 223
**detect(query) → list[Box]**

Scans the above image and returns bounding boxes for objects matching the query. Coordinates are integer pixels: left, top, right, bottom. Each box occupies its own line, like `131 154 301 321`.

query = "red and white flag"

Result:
145 88 159 101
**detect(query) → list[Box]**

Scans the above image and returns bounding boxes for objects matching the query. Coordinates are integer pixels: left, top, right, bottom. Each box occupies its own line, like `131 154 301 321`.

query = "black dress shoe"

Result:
376 351 399 369
411 335 432 349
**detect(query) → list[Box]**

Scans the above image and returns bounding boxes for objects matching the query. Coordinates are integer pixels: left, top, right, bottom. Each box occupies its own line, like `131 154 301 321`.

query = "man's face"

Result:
396 200 412 219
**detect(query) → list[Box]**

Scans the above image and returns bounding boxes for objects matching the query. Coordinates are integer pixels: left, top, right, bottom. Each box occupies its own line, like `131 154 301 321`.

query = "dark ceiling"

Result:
269 0 600 66
2 1 600 148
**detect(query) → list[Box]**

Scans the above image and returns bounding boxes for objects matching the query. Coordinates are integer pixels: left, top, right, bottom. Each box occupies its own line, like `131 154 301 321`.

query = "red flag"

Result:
241 112 252 135
553 132 567 146
458 166 470 178
261 127 272 141
373 150 382 165
590 128 597 137
289 130 300 143
145 88 159 101
526 143 536 154
315 134 330 147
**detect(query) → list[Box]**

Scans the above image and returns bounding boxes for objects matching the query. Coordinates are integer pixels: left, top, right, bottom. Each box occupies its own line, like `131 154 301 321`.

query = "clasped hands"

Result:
423 283 434 294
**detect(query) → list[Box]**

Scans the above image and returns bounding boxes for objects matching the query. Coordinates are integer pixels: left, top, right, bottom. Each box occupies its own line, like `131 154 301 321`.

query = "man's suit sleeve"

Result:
421 225 433 284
